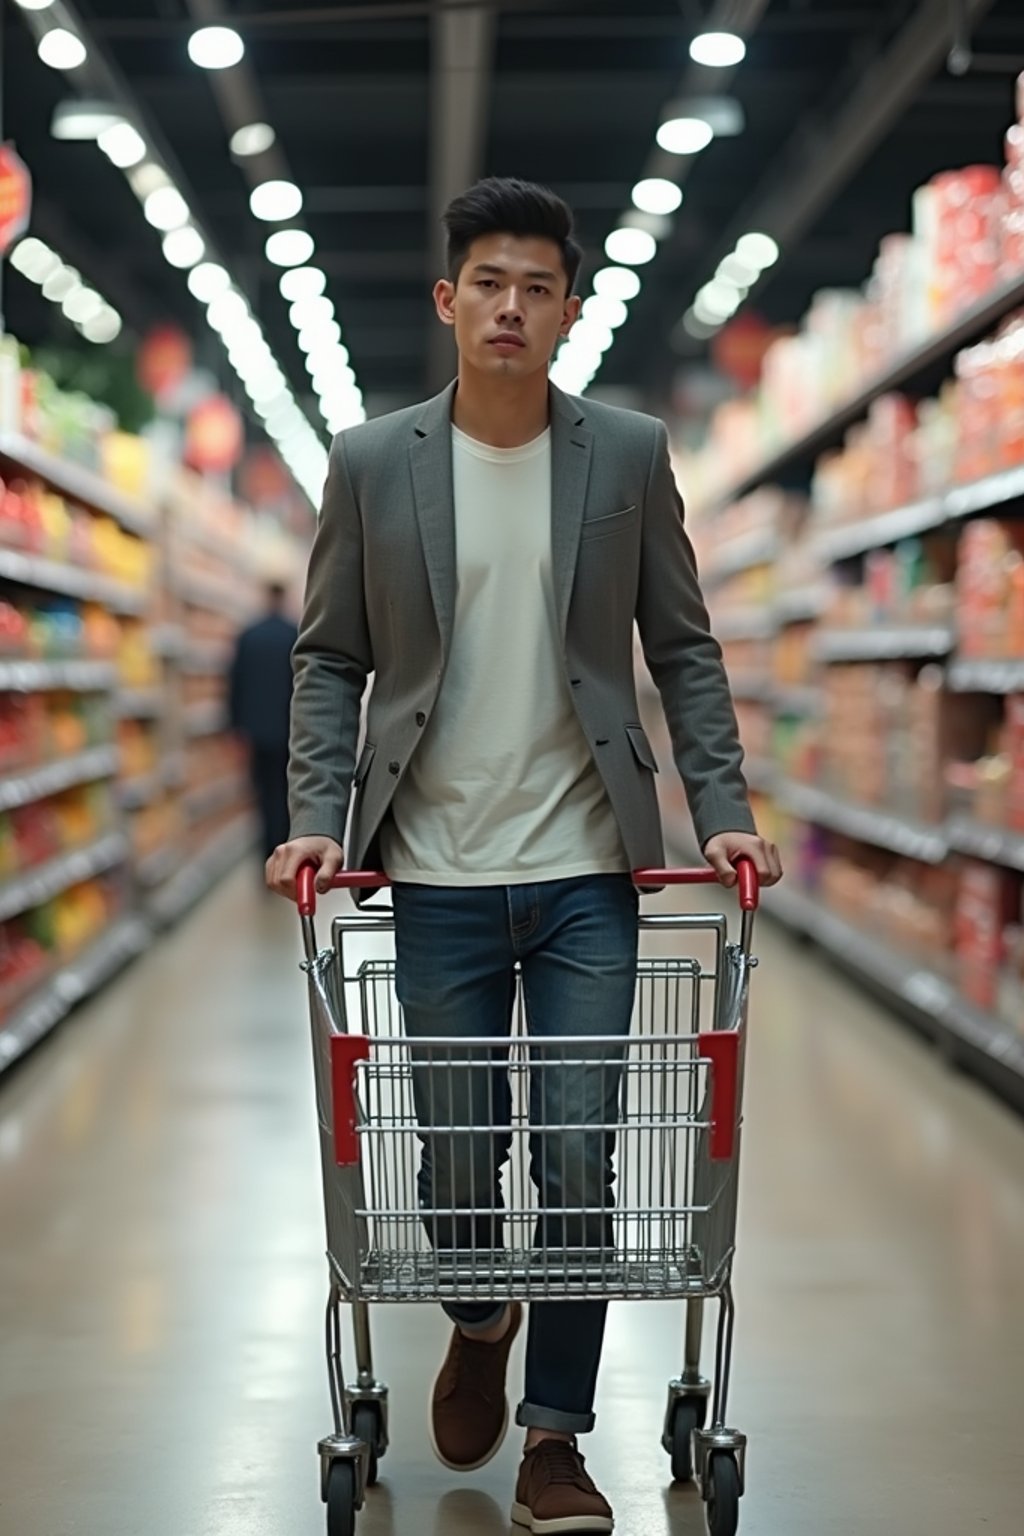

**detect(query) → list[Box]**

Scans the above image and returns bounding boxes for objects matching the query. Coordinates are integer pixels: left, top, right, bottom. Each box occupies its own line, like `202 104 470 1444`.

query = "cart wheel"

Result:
706 1452 740 1536
669 1399 701 1483
352 1403 382 1487
326 1459 357 1536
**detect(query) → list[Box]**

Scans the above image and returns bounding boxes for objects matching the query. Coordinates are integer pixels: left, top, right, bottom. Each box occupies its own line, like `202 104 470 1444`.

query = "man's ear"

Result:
434 278 457 328
559 293 582 338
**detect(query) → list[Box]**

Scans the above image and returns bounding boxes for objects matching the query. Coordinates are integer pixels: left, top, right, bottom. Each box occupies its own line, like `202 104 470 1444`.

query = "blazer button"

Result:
388 760 400 776
415 711 426 727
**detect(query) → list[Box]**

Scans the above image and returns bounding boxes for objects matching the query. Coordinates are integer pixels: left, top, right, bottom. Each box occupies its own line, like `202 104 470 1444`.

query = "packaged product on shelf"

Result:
956 518 1024 657
955 860 1023 1012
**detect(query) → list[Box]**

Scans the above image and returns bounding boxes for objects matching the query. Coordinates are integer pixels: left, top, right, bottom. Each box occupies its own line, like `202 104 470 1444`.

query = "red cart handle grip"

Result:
297 859 758 916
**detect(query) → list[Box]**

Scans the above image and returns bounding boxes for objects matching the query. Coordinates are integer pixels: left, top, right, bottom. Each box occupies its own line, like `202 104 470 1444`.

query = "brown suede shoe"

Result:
511 1439 614 1534
429 1302 523 1471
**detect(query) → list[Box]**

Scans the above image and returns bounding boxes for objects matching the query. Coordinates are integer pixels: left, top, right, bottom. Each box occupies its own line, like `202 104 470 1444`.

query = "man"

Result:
268 177 782 1533
229 581 298 865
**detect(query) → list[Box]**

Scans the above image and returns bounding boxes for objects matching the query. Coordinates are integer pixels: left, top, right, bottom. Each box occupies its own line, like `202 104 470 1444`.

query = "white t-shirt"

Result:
380 424 628 886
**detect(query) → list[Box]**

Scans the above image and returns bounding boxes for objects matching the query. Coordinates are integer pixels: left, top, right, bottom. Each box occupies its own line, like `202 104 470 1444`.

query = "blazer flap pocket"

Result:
625 724 659 773
353 741 376 788
581 503 637 536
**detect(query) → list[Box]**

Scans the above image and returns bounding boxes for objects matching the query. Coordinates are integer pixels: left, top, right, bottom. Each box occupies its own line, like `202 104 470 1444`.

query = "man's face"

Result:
434 233 581 377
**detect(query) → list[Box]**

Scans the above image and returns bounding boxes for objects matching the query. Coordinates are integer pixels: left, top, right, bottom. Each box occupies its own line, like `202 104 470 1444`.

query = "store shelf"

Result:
716 271 1024 506
702 531 779 588
148 815 254 926
944 462 1024 518
0 914 150 1074
763 882 1024 1088
183 775 247 823
0 659 116 693
727 672 773 703
0 745 119 813
0 432 155 540
773 684 825 716
776 779 948 863
183 702 227 739
744 757 778 795
136 844 182 889
814 496 946 563
947 658 1024 694
773 588 829 625
181 644 229 677
947 817 1024 874
150 624 187 659
117 687 164 719
0 548 147 616
813 624 955 663
712 609 778 643
175 571 248 620
0 831 129 924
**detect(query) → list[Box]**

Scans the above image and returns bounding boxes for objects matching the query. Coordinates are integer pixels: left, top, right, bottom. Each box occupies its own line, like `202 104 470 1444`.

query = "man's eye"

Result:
478 279 497 289
530 286 550 296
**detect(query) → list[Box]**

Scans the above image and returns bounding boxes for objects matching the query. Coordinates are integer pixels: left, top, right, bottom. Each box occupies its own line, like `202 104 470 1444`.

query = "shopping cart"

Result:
294 860 760 1536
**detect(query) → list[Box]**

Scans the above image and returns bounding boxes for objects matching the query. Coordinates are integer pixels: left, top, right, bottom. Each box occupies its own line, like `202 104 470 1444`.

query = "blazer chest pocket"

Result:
625 724 659 773
581 503 637 540
352 741 376 789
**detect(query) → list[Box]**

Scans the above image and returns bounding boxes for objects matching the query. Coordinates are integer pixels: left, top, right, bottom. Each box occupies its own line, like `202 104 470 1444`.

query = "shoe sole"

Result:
510 1501 614 1534
428 1392 509 1473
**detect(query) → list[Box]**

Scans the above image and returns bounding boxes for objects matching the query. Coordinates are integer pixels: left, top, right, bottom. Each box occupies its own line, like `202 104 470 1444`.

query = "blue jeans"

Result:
392 874 638 1434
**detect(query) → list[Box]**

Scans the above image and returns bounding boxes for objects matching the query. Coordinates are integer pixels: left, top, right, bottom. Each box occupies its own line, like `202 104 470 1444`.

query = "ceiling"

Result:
4 0 1024 432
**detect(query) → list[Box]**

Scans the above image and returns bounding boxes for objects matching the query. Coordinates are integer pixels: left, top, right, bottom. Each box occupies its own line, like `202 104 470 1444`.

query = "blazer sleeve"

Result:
635 418 756 850
287 432 372 845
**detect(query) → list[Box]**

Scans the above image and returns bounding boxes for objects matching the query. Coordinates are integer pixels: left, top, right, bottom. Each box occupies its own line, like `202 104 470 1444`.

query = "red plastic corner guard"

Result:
697 1030 741 1161
331 1035 371 1165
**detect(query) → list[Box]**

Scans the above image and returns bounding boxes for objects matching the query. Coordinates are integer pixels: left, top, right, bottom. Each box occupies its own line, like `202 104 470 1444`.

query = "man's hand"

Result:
265 836 344 900
703 831 783 890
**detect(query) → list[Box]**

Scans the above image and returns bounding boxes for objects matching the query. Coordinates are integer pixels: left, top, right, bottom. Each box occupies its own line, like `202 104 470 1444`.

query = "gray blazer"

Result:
288 381 754 877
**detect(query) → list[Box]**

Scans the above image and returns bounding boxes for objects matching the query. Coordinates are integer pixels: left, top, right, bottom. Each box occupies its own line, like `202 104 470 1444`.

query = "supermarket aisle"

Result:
1 867 1024 1536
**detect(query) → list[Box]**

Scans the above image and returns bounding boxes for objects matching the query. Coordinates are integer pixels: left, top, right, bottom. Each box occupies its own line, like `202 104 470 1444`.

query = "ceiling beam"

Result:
426 5 495 393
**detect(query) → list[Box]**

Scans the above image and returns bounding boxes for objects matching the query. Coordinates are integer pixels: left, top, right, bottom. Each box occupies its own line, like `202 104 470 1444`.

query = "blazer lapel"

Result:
409 382 458 659
550 385 593 636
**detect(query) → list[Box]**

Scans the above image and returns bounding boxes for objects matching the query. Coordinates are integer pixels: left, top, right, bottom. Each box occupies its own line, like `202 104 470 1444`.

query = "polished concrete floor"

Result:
2 865 1024 1536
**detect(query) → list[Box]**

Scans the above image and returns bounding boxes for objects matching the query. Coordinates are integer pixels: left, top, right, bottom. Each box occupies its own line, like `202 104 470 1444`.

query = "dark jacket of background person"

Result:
229 586 299 861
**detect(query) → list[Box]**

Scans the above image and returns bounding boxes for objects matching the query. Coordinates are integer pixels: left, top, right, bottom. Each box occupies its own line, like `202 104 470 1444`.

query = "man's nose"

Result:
497 291 526 323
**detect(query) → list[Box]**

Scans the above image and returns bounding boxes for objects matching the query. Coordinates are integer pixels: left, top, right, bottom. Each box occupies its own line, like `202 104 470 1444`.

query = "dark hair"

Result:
443 177 583 295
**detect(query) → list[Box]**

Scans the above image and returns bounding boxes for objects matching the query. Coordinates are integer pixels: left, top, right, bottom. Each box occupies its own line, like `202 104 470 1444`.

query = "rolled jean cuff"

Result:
516 1401 596 1435
442 1300 508 1334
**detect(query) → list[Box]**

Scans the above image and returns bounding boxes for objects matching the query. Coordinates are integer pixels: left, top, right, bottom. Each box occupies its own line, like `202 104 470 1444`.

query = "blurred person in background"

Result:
229 581 298 866
269 178 782 1533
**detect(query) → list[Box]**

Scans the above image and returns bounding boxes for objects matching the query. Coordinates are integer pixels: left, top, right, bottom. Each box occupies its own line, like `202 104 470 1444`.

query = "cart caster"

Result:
326 1460 357 1536
705 1451 741 1536
667 1398 704 1483
351 1402 384 1487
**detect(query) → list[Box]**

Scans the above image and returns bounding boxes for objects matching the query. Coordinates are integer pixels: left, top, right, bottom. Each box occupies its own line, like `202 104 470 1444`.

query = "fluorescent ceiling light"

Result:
10 238 59 283
97 122 147 168
624 211 672 241
15 1 58 10
632 178 683 216
162 226 205 269
144 186 190 231
187 262 231 302
682 307 720 340
696 281 739 321
129 162 169 200
188 26 244 70
656 117 714 155
250 180 303 222
604 228 657 266
62 287 103 324
38 29 87 71
206 292 249 334
51 100 123 141
690 32 746 68
279 266 327 302
571 319 614 354
298 321 342 354
230 122 275 157
289 296 334 331
717 253 759 288
582 294 628 330
42 265 79 303
736 231 780 269
266 229 315 268
593 266 641 302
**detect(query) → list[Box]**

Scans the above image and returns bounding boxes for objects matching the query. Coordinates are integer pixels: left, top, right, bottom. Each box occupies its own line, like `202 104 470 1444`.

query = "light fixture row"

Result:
682 230 781 341
552 29 749 395
13 0 354 503
9 236 122 344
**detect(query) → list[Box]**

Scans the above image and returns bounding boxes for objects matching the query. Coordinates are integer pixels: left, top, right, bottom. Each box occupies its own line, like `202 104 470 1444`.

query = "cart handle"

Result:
296 859 759 918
